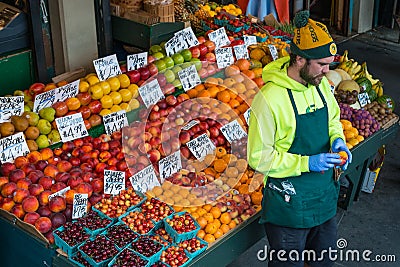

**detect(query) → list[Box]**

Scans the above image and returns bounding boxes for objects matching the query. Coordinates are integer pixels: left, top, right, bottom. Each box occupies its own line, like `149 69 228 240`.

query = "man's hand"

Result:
309 153 342 172
332 138 352 171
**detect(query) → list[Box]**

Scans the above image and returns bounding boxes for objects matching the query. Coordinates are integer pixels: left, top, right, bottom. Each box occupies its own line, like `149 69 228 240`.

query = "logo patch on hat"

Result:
329 43 337 55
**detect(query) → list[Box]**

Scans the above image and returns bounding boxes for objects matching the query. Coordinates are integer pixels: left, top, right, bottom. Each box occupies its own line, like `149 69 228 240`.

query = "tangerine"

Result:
253 77 265 88
204 234 216 243
215 147 227 158
203 212 214 223
220 224 230 234
217 90 231 103
187 88 198 98
197 229 206 239
235 59 250 71
214 228 224 239
228 220 237 229
202 204 213 212
242 70 256 80
229 99 240 109
197 217 208 229
205 223 218 234
210 207 221 219
220 212 231 224
213 159 228 173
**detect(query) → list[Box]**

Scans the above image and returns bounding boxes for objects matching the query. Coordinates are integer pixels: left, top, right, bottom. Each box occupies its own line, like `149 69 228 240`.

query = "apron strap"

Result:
287 86 326 116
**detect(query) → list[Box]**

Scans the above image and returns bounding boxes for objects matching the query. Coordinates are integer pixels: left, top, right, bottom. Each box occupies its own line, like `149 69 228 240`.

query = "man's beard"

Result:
300 64 324 86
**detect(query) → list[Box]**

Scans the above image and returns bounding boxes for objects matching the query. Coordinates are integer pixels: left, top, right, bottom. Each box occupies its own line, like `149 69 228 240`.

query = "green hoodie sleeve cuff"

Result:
301 156 310 173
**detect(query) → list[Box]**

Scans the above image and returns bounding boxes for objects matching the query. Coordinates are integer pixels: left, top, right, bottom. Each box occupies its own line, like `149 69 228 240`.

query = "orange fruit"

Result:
196 208 207 217
205 223 218 234
217 90 231 103
251 191 263 205
203 213 214 223
210 207 221 219
228 219 237 229
220 212 232 225
197 229 206 239
191 212 200 220
187 88 198 98
228 99 240 109
214 228 224 239
242 70 256 80
65 97 81 111
118 74 130 88
213 159 228 173
202 204 213 212
204 234 216 243
215 147 227 158
220 224 230 234
235 59 250 71
197 216 208 229
208 86 220 98
253 77 265 88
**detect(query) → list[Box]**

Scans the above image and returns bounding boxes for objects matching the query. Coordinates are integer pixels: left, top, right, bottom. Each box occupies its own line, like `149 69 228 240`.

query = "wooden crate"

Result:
124 10 160 25
143 3 174 17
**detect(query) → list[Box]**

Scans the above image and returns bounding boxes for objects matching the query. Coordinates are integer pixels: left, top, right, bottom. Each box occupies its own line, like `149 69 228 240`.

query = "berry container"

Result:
69 251 92 267
107 247 150 267
101 221 139 250
180 237 208 258
78 208 115 236
78 235 120 267
130 236 164 266
118 208 156 236
53 224 90 257
163 212 200 243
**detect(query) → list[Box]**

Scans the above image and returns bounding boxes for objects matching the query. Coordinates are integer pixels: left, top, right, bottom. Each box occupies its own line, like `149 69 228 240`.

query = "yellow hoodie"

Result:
247 56 345 182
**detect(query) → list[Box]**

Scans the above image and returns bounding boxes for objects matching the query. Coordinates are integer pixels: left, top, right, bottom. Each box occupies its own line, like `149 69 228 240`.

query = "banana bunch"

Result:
337 50 361 79
353 62 380 85
372 81 384 97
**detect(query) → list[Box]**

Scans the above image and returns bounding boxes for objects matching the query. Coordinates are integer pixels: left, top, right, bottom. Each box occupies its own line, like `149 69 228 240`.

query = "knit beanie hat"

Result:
290 10 337 59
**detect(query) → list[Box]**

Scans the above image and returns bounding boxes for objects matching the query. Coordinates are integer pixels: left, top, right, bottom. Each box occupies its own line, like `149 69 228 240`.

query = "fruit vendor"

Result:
247 10 352 267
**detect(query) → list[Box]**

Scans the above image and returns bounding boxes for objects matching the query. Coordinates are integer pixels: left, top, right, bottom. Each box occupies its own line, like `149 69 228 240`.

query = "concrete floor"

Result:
227 27 400 267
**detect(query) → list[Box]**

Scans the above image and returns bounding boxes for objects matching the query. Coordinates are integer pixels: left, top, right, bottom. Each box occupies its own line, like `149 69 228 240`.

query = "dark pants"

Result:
264 217 337 267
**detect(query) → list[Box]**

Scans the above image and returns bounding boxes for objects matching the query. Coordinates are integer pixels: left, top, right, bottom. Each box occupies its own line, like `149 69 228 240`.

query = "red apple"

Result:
76 92 92 106
127 69 141 84
147 55 156 64
29 83 45 96
156 73 167 87
148 63 159 76
77 105 91 120
88 100 102 114
138 67 150 80
189 46 201 58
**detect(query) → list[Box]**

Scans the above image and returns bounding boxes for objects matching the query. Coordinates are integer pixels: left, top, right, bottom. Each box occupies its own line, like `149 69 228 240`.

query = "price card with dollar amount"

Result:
208 27 231 48
244 108 251 125
358 92 371 107
104 170 125 195
158 150 182 182
233 44 249 60
93 54 122 81
0 132 30 164
0 96 24 123
178 65 201 91
138 79 164 108
55 113 88 143
175 27 200 48
244 35 257 47
165 35 185 57
33 80 80 113
215 47 234 69
48 186 71 201
220 119 247 143
129 165 160 193
127 52 148 71
72 193 88 219
186 133 216 161
103 110 129 135
268 45 279 61
182 120 199 130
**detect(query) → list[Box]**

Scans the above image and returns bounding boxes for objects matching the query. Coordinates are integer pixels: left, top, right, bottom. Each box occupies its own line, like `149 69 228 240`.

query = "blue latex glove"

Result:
332 138 352 171
309 153 342 172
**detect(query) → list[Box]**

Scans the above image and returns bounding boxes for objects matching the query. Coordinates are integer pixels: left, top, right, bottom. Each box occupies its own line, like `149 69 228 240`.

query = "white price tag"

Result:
72 193 88 219
233 44 249 60
138 79 164 108
93 54 122 81
103 110 129 135
165 35 186 57
158 150 182 182
358 92 371 107
215 47 234 69
33 80 80 113
127 52 148 71
48 186 71 201
220 119 247 143
104 170 125 195
186 133 216 161
0 132 30 164
130 165 160 193
268 45 279 61
0 96 24 122
55 113 88 142
182 120 199 130
244 35 257 47
244 108 251 125
208 27 231 48
178 65 201 92
175 27 200 48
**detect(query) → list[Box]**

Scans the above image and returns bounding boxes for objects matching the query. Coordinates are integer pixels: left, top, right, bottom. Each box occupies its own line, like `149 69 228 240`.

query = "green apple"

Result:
172 53 184 65
149 45 162 55
37 119 51 135
171 65 183 76
155 59 167 72
181 62 192 69
172 79 182 90
190 58 202 71
163 56 175 68
164 70 176 83
35 135 50 149
181 49 192 62
153 52 165 60
39 107 56 122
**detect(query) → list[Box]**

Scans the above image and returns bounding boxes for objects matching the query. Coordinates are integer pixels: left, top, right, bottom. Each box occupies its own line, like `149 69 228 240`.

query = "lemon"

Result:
110 105 122 113
118 74 130 88
87 75 100 86
99 109 112 116
79 81 90 93
119 103 130 112
107 77 120 91
129 99 140 110
99 81 111 95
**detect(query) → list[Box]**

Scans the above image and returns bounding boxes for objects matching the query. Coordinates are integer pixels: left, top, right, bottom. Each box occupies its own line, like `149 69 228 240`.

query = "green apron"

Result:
260 87 339 228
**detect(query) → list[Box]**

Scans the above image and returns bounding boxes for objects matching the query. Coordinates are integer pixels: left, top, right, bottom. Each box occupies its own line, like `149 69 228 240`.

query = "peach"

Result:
21 163 36 175
75 182 93 198
90 178 103 194
63 204 73 221
50 212 66 229
48 195 66 213
28 183 44 196
34 160 48 171
11 204 25 219
37 206 52 217
67 176 83 189
65 189 76 204
1 197 15 211
56 160 72 173
0 176 9 188
35 217 52 233
9 169 26 183
40 147 54 161
1 182 17 197
89 193 102 205
14 156 29 169
44 230 55 244
55 172 71 184
22 195 39 212
43 164 59 178
13 188 30 203
27 151 43 164
51 182 67 193
27 170 44 183
38 176 54 190
53 147 63 156
0 162 16 176
23 212 40 225
16 178 32 190
47 156 61 166
38 190 52 206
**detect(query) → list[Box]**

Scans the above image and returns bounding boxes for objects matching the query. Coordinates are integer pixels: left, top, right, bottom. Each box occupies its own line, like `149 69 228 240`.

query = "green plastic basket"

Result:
163 212 200 243
107 247 150 267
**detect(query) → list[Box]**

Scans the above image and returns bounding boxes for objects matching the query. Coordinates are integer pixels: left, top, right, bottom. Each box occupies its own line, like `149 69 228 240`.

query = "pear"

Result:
24 105 31 112
22 111 39 126
26 101 34 110
35 135 50 149
10 115 29 132
48 129 61 143
24 126 40 140
37 119 52 135
26 139 38 151
0 122 15 137
13 90 25 96
39 107 56 122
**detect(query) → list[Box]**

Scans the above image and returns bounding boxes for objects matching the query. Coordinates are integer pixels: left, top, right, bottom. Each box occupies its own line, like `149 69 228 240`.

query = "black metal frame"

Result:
94 0 113 57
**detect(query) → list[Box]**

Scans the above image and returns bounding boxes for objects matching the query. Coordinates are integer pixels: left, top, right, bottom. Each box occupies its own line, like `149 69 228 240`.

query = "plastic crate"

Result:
148 262 171 267
214 18 228 26
159 246 191 267
101 222 139 250
130 237 164 266
69 251 92 267
108 247 149 267
256 35 268 43
78 235 120 267
180 237 208 258
163 212 200 243
79 208 115 236
53 225 90 257
118 208 156 235
226 24 243 33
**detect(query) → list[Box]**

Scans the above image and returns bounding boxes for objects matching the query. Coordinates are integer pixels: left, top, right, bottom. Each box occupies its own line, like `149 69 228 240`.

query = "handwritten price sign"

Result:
208 27 231 48
0 132 30 164
0 96 24 123
158 150 182 182
48 186 71 201
103 110 128 135
104 170 125 195
178 65 201 91
358 92 371 107
55 113 88 143
233 44 249 60
72 193 88 219
129 165 160 193
33 80 80 113
268 45 279 61
244 108 251 125
138 79 164 108
175 27 200 48
127 52 148 71
186 133 216 161
220 119 247 143
215 47 234 69
93 54 122 81
165 35 185 57
244 35 257 47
